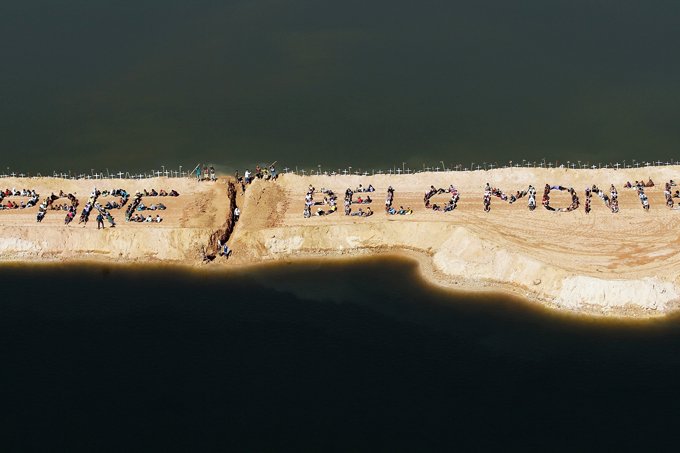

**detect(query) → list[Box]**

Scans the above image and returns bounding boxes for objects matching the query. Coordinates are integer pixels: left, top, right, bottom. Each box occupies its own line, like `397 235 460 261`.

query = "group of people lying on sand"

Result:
39 192 79 224
387 205 413 215
584 185 619 214
12 190 80 223
483 183 536 212
355 184 375 193
349 207 373 216
303 183 377 217
136 188 178 197
636 185 650 211
623 178 655 189
0 188 40 210
128 214 163 223
297 179 680 216
304 185 338 217
78 188 116 227
134 202 167 211
344 185 375 216
542 185 580 212
124 188 178 222
664 181 677 208
1 188 36 198
32 186 174 226
424 185 460 212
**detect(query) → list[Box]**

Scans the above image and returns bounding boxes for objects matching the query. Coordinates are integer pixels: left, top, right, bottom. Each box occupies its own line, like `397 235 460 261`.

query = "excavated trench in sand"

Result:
207 181 237 256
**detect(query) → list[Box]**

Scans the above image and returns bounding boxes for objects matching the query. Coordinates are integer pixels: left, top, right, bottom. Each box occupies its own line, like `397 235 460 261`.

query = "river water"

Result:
4 257 680 450
1 1 680 173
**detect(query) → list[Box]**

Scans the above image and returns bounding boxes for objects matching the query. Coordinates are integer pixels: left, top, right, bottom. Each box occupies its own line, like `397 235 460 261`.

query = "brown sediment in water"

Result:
2 167 680 318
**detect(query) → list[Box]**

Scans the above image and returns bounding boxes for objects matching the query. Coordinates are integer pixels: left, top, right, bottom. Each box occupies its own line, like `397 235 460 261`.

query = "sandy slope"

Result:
227 167 680 316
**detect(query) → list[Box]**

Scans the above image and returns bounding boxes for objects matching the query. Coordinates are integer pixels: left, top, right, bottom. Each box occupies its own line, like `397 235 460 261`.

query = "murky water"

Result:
1 1 680 173
3 257 680 450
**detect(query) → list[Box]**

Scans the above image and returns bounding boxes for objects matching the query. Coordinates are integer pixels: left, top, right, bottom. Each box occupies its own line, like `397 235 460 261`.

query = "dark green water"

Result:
4 257 680 450
2 1 680 173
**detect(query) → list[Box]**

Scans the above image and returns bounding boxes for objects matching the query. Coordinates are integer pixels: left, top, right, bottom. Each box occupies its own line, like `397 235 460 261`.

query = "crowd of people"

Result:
355 184 375 193
0 177 206 231
483 184 536 212
123 188 178 223
304 183 379 217
345 184 375 216
237 164 277 194
128 214 163 223
664 181 676 208
387 205 413 215
623 178 655 189
542 185 580 212
350 207 373 217
384 185 413 215
584 185 619 214
196 166 217 182
48 192 79 211
304 185 338 217
0 188 40 210
424 185 459 212
636 184 650 211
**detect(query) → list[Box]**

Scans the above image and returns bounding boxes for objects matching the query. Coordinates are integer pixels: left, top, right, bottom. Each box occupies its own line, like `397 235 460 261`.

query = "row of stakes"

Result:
0 166 195 180
2 160 680 179
281 159 680 176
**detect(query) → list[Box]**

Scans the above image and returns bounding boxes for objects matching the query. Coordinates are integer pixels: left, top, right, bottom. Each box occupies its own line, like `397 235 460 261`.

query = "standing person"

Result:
210 166 216 181
219 244 232 258
96 212 105 230
234 207 240 221
195 165 202 181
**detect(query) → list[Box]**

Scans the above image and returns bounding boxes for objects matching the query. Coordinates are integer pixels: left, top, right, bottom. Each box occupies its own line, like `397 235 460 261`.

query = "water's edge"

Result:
1 250 674 322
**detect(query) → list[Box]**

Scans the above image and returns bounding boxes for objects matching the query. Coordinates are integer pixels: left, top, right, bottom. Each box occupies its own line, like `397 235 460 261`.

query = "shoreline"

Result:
0 249 673 321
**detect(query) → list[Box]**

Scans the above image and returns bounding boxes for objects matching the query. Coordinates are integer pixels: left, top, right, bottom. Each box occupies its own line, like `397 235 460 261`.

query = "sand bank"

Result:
3 167 680 317
0 176 229 262
226 166 680 317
